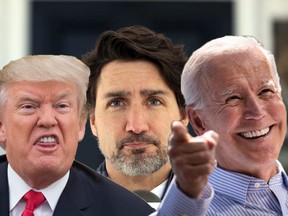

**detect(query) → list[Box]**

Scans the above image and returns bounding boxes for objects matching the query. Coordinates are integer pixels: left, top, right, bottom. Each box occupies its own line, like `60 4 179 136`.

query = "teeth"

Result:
39 136 56 143
241 127 270 138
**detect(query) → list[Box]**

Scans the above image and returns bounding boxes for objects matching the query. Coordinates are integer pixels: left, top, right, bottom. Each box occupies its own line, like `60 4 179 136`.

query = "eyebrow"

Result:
219 80 276 98
103 89 170 99
262 80 275 88
141 89 170 97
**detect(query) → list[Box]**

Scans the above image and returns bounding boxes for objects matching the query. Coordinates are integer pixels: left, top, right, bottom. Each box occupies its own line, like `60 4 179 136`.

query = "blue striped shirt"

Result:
152 177 213 216
207 162 288 215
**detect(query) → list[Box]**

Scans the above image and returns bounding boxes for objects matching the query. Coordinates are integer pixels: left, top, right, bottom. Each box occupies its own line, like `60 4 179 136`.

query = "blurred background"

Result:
1 0 288 171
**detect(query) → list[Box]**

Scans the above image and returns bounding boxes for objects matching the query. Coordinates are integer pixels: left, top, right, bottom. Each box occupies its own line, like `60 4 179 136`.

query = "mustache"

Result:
117 133 160 149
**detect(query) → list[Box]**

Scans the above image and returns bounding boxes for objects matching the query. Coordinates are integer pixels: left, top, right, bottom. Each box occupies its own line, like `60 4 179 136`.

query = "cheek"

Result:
270 101 286 122
96 122 121 156
270 101 287 137
96 116 123 139
205 108 238 133
152 112 177 133
6 123 30 147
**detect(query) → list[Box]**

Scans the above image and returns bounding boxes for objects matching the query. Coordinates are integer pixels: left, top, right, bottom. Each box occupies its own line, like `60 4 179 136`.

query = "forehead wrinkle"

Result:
55 91 74 100
16 89 72 102
16 93 40 101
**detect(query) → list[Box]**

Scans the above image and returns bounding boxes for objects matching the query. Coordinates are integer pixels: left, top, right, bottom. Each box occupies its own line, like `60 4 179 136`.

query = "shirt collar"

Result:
151 179 167 199
8 164 69 212
209 160 288 205
273 160 288 188
210 166 251 205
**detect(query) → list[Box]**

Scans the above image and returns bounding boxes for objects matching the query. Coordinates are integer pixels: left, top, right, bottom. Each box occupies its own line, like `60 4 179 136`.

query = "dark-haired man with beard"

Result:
82 25 216 214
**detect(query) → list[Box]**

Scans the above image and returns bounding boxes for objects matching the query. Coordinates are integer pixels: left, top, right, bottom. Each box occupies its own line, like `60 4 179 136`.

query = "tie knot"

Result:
22 190 45 215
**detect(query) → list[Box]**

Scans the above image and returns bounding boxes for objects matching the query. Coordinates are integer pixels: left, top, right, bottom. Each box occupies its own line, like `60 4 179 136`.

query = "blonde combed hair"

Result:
0 55 90 117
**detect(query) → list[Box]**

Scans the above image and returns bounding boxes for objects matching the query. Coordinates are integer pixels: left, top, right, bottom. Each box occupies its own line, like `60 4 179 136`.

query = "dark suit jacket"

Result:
0 155 155 216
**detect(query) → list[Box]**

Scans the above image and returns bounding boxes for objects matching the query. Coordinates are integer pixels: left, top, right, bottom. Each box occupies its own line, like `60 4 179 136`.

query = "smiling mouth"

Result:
239 127 271 139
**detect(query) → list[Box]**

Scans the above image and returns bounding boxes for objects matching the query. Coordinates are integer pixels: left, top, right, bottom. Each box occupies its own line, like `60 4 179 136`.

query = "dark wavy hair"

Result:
82 25 187 116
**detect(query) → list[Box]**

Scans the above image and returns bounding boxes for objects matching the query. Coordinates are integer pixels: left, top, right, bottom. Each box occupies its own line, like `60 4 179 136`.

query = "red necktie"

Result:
21 190 46 216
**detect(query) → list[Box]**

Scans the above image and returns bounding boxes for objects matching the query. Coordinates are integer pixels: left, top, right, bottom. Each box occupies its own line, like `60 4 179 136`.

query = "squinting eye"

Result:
56 103 71 112
225 95 240 103
259 89 274 95
58 103 69 108
18 103 37 115
21 104 35 109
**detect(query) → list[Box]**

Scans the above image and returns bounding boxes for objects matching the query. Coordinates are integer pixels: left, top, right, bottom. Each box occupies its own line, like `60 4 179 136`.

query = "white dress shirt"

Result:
147 180 167 209
151 179 167 199
8 164 69 216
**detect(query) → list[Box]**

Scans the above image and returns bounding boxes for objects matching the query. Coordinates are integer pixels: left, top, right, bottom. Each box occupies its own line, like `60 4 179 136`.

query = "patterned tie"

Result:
21 190 46 216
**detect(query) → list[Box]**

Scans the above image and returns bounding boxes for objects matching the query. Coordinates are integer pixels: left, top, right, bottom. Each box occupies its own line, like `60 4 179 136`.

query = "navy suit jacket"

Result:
0 155 155 216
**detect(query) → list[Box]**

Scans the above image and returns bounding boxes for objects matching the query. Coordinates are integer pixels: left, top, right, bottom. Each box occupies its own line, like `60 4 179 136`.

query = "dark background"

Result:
31 1 233 170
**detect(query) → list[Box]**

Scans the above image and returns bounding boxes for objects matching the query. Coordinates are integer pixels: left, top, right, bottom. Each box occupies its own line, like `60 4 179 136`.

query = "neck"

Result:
218 160 279 183
106 161 171 192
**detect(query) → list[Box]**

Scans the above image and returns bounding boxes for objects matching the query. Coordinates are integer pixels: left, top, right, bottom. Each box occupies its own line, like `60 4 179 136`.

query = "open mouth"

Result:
36 136 59 147
38 136 57 143
239 126 271 139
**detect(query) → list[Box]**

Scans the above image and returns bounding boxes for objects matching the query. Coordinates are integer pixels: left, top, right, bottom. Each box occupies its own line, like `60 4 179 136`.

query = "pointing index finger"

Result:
170 120 190 145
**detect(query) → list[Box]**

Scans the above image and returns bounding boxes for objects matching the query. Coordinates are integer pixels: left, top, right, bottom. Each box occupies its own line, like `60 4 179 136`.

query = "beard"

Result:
104 133 169 176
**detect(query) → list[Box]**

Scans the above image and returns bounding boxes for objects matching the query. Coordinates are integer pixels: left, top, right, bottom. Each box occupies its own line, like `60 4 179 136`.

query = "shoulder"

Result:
0 155 7 170
69 160 155 215
0 154 7 163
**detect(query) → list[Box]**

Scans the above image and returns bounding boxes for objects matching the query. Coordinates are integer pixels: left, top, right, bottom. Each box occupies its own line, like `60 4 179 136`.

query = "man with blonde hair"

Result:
0 55 155 216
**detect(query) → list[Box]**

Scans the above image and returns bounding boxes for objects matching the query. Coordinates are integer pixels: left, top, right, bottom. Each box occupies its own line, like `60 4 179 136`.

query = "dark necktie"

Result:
21 190 46 216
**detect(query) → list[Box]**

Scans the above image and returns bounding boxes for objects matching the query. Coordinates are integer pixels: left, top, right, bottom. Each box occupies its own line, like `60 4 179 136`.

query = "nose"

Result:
125 105 149 134
243 95 265 120
37 106 57 128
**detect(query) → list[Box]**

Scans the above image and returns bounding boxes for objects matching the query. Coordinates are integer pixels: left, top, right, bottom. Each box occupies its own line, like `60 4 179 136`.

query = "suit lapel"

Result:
53 164 90 216
0 155 10 216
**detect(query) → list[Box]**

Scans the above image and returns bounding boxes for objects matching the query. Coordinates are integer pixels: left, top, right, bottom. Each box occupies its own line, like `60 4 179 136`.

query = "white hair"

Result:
181 35 281 109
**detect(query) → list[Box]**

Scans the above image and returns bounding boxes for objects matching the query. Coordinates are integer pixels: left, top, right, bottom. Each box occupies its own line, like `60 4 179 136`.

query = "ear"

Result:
89 114 98 136
78 117 87 142
179 109 189 127
0 120 6 147
187 107 206 135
